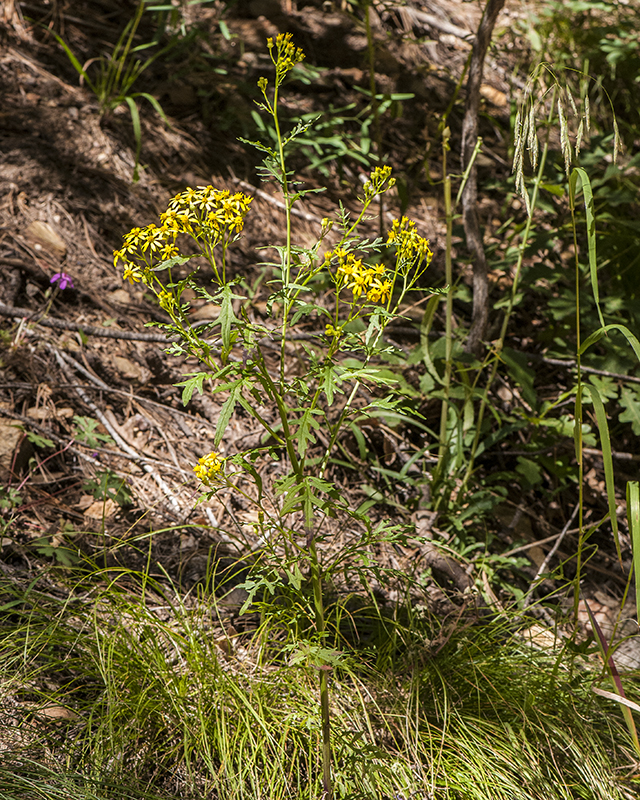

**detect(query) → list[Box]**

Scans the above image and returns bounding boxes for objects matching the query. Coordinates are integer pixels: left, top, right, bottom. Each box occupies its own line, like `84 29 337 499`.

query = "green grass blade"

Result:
571 167 604 328
584 598 640 757
124 96 142 182
135 92 169 125
627 481 640 622
584 384 620 561
580 323 640 363
48 29 97 95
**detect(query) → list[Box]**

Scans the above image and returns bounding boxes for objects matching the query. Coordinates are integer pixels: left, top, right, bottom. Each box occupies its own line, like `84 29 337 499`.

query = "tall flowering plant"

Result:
114 33 434 799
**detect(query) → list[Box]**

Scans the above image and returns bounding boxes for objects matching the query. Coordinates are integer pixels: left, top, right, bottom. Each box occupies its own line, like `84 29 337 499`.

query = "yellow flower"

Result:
268 33 305 84
194 452 224 486
367 278 392 304
388 217 433 265
122 264 143 284
325 323 343 338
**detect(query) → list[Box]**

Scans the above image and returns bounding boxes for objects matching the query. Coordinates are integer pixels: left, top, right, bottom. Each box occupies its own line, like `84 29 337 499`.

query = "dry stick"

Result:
460 0 506 356
503 528 581 557
531 351 640 385
399 7 473 42
523 502 580 608
48 345 183 515
0 300 174 343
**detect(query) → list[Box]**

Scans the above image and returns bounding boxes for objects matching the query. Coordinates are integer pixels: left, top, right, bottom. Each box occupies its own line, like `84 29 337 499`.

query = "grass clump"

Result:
0 567 637 800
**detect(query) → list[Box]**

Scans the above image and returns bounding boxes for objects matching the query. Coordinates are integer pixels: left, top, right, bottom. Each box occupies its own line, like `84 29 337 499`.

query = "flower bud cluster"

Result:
387 217 433 268
267 32 305 86
361 165 395 202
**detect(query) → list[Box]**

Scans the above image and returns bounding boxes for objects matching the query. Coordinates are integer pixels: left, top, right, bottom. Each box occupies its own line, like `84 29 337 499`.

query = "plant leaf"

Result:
619 386 640 436
627 481 640 623
584 384 620 561
570 167 604 328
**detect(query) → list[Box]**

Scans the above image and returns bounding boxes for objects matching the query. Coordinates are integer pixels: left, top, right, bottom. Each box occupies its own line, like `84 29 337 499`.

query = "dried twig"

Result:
232 178 322 224
523 502 580 607
47 344 184 515
0 300 173 342
393 7 473 42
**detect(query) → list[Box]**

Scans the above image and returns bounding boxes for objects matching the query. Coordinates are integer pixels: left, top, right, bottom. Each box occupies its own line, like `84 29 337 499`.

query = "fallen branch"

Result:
0 300 173 342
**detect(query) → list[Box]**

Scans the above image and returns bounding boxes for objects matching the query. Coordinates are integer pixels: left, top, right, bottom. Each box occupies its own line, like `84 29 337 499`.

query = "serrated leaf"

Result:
287 562 303 591
176 372 208 405
620 386 640 435
237 136 276 157
516 456 543 487
215 380 244 446
588 375 619 401
218 285 236 352
294 408 322 457
152 254 194 272
540 183 565 197
321 364 342 406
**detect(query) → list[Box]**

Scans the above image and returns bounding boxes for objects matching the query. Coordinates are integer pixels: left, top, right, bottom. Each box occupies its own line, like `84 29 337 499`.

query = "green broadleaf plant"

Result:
48 1 170 181
113 32 434 800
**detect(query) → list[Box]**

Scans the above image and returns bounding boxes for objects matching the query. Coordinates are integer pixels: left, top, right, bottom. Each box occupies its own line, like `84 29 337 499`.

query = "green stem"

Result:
434 135 482 486
438 173 453 470
569 181 584 620
363 0 383 237
271 81 294 394
461 86 558 491
307 534 332 799
254 351 304 481
318 369 367 483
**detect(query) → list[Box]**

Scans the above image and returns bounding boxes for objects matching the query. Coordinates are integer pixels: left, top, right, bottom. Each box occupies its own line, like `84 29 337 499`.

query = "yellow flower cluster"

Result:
267 32 305 83
164 186 253 238
361 165 396 202
325 248 393 304
387 217 433 266
115 224 179 283
193 452 224 486
113 186 253 282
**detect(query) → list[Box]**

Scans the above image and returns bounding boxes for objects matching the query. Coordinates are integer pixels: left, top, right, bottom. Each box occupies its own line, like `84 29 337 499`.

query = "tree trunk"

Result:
461 0 506 355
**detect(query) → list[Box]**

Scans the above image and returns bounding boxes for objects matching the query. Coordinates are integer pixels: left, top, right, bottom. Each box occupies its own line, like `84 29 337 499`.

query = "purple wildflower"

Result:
50 272 75 291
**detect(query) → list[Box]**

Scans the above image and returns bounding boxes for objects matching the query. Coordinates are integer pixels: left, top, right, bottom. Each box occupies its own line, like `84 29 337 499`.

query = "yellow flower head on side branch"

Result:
324 248 391 305
361 165 396 203
193 452 225 487
166 186 253 242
